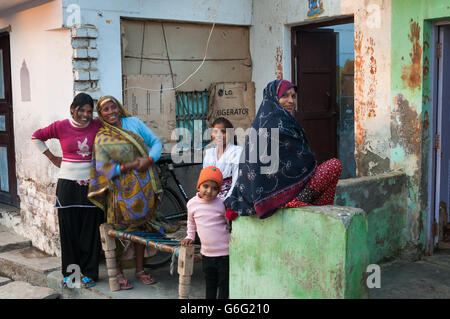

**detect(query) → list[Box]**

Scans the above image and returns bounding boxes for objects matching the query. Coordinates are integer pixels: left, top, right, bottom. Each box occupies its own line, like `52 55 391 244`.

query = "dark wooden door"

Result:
0 33 18 206
295 29 337 164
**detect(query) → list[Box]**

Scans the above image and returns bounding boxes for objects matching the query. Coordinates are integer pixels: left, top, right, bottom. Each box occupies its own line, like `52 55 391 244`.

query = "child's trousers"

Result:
202 255 229 299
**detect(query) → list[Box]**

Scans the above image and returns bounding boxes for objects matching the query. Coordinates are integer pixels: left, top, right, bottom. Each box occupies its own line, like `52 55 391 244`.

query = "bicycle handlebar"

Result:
157 154 202 167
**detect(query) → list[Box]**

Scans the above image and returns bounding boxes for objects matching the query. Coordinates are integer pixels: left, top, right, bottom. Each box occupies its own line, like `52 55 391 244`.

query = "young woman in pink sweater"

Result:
31 93 103 288
181 166 230 299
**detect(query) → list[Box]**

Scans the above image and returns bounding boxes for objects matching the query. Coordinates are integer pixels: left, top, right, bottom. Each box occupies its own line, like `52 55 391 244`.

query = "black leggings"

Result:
202 255 229 299
58 207 104 281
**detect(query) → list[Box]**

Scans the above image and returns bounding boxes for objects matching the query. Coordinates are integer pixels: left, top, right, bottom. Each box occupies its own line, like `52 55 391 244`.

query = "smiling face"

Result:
71 104 93 126
198 180 220 201
211 123 228 148
99 100 121 126
278 87 297 116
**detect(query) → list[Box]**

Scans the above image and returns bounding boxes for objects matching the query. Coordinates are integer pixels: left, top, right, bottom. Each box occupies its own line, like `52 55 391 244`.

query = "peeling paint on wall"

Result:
275 46 283 79
354 31 365 147
16 175 60 255
391 93 421 162
366 38 377 118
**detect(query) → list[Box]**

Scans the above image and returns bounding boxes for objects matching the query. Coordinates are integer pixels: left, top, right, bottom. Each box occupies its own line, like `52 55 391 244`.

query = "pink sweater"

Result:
185 193 229 257
31 119 102 163
31 119 102 181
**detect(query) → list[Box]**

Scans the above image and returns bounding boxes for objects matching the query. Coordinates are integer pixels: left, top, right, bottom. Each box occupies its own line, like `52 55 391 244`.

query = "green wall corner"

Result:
229 206 369 299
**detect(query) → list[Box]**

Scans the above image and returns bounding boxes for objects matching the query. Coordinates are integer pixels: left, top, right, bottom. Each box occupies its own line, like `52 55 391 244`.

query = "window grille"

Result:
175 90 210 149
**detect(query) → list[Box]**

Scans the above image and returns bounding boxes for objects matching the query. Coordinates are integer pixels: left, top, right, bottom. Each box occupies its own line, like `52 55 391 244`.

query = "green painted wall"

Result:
229 206 369 299
335 172 407 264
390 0 450 255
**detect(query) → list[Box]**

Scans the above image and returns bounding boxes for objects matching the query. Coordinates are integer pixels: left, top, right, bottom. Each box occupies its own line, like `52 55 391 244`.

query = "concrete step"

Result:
0 280 59 299
0 246 61 287
0 275 12 287
0 225 31 253
0 224 206 299
46 260 206 299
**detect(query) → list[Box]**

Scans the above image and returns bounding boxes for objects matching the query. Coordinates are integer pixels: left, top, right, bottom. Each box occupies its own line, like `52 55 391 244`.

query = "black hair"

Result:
70 93 94 111
211 117 237 145
212 117 234 129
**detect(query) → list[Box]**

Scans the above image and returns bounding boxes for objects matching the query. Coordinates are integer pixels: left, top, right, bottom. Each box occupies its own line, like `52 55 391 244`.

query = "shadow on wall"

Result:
334 171 407 264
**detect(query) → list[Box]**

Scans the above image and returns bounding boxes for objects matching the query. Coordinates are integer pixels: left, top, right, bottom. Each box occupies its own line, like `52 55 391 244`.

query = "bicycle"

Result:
156 153 200 220
144 153 202 269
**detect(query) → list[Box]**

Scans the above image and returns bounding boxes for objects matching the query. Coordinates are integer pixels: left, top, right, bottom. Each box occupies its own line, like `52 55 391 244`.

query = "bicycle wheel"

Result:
144 251 174 270
158 187 186 220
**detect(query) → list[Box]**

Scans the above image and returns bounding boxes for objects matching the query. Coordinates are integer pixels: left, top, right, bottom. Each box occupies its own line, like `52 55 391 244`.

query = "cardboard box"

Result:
207 82 255 132
123 74 177 153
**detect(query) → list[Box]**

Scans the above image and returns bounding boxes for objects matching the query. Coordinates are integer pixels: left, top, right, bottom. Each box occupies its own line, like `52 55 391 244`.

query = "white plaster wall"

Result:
250 0 343 108
61 0 253 102
0 0 252 254
347 0 392 175
0 0 73 254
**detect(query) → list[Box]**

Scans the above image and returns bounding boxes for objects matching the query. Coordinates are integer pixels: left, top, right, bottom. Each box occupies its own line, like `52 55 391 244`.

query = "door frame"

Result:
290 16 354 164
427 21 450 255
290 16 354 85
0 31 18 206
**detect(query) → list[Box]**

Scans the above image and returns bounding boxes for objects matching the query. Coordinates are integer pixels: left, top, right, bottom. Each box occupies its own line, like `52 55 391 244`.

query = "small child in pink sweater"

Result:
181 166 230 299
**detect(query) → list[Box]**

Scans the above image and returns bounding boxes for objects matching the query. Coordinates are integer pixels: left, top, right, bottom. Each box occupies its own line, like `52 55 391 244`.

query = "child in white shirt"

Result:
203 117 243 200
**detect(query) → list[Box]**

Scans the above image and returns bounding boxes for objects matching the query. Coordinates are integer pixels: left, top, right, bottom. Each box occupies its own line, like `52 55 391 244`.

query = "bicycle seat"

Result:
157 154 174 164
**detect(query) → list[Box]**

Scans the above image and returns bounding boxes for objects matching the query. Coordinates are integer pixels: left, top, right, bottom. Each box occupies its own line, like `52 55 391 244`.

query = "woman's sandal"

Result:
135 270 156 285
117 273 133 290
81 276 96 288
59 276 71 289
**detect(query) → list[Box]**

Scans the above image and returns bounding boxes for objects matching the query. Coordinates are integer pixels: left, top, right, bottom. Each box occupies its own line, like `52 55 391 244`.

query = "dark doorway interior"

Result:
0 33 18 206
292 18 356 178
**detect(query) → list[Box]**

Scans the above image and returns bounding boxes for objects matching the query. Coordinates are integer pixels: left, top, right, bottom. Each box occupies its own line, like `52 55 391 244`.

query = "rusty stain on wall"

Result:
401 21 422 90
354 31 379 148
354 31 365 146
275 46 283 79
366 37 377 118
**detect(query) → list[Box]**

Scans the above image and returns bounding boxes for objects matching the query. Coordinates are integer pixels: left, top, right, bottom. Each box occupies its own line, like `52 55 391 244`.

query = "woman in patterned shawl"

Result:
88 95 176 289
224 79 342 220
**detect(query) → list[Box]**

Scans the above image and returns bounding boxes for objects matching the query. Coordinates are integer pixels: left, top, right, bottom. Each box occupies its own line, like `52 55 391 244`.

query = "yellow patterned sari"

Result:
88 96 175 234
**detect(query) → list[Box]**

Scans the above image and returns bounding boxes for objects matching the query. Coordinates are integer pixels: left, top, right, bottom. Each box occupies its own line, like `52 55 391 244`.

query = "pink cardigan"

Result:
185 193 229 257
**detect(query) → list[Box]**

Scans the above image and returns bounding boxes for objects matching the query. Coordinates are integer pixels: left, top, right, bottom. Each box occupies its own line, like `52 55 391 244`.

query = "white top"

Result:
203 144 243 199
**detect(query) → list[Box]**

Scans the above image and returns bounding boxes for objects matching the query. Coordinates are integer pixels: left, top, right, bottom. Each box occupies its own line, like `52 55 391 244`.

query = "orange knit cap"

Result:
197 166 223 190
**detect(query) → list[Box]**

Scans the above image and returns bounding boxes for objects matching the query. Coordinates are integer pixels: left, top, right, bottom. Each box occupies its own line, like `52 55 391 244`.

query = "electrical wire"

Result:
123 0 219 93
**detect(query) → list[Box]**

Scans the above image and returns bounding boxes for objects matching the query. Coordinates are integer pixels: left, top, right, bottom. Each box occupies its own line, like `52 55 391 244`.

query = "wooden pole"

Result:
178 245 194 299
100 223 120 291
101 227 194 295
107 229 176 254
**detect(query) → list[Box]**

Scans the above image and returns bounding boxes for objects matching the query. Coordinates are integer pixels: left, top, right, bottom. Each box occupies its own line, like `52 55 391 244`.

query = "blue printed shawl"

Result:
224 79 317 219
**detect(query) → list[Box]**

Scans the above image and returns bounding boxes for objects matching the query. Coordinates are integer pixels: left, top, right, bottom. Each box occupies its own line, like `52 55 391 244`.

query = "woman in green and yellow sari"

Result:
88 95 176 290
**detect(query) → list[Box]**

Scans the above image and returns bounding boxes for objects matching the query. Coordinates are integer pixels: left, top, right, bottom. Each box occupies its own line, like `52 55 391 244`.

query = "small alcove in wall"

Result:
20 60 31 102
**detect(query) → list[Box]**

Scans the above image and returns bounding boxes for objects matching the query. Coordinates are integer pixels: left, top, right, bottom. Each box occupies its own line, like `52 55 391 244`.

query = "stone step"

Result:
0 280 59 299
0 275 12 287
0 246 61 287
0 225 31 253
